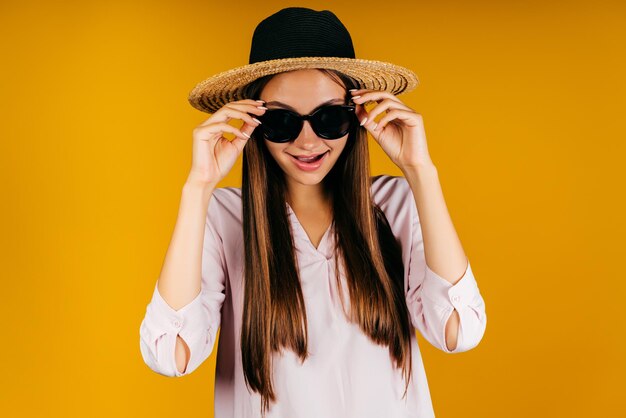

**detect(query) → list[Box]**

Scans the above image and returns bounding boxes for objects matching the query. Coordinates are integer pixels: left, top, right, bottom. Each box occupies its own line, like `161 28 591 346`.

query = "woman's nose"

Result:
293 120 323 150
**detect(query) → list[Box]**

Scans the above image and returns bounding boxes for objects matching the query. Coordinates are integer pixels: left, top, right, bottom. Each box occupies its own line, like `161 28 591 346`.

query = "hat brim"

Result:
187 56 419 113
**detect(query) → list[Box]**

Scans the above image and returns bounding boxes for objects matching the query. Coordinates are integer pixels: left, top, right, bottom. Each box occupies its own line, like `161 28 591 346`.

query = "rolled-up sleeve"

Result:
399 179 487 353
416 260 487 353
139 192 228 376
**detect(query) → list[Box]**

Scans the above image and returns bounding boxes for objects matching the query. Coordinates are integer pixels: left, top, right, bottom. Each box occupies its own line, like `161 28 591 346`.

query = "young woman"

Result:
139 7 487 418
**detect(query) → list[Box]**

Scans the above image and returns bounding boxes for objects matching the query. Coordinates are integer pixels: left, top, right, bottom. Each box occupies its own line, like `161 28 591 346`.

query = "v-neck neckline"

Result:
286 201 334 257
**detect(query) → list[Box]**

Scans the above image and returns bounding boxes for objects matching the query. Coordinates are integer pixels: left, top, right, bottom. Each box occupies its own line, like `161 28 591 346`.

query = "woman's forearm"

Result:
403 163 468 351
157 176 216 309
157 175 217 373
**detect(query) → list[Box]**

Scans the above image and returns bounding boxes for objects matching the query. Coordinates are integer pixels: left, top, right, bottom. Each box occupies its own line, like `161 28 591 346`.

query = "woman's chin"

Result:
282 165 330 184
289 171 326 185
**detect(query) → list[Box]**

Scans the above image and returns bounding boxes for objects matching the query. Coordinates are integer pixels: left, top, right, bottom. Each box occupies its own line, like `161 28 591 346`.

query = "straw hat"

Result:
187 7 420 114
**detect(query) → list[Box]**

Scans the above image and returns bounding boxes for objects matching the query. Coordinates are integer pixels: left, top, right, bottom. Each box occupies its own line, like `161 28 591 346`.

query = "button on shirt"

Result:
139 174 487 418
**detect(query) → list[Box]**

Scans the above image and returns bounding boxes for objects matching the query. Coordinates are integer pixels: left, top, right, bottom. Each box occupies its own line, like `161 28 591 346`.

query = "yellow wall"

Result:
1 0 624 416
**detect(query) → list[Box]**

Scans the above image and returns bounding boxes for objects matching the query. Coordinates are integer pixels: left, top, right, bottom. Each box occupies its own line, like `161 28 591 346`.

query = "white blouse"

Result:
139 174 487 417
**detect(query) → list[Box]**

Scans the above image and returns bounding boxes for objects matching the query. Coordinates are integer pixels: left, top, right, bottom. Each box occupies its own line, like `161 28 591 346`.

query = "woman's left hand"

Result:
350 89 434 171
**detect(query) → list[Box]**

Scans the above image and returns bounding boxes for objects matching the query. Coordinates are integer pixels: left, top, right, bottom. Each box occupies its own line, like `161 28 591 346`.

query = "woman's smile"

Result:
288 150 330 171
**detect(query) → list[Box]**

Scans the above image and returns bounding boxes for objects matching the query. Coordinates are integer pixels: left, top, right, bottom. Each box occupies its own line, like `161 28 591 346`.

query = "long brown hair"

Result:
240 69 413 416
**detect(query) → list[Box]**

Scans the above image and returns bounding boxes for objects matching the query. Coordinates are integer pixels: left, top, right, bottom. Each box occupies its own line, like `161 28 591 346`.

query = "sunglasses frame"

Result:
255 103 358 143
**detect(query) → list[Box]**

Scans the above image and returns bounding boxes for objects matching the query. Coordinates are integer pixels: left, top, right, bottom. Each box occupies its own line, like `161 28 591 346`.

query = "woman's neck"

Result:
285 180 331 211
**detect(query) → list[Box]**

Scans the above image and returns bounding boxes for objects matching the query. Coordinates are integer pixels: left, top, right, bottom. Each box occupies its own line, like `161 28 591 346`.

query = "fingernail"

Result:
252 117 262 124
242 132 251 139
257 106 268 110
255 99 265 103
349 89 358 92
360 117 368 126
352 95 361 99
372 122 378 130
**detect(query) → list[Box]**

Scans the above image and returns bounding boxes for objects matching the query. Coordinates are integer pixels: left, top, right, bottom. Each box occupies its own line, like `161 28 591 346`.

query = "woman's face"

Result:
259 69 350 188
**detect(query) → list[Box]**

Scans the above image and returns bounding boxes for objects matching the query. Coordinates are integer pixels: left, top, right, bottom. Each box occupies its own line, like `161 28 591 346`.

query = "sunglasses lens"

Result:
313 105 354 139
259 110 300 143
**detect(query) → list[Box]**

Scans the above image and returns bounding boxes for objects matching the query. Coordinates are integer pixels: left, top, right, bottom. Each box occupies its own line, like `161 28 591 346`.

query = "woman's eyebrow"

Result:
264 98 344 113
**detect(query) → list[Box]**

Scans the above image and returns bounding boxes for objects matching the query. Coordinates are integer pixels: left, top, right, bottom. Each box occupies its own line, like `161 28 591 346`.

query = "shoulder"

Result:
209 186 242 212
370 174 412 210
206 186 243 232
370 174 417 229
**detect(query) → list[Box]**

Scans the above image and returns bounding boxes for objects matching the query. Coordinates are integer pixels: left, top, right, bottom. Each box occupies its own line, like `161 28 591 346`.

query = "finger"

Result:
373 109 422 132
195 122 251 142
229 133 252 155
358 98 412 126
353 104 380 132
197 99 262 123
226 107 264 128
239 116 262 139
225 100 268 117
198 104 265 127
352 95 407 111
198 101 267 127
350 89 403 105
354 103 369 126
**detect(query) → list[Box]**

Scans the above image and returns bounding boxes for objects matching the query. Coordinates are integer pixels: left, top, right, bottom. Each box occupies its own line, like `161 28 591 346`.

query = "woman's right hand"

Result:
187 99 267 186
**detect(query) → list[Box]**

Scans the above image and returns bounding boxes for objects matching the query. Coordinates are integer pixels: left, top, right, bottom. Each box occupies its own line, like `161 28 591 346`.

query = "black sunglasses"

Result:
252 103 358 143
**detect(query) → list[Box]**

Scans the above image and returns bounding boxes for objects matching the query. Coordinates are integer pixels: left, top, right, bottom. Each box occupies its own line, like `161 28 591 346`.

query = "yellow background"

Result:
2 0 625 416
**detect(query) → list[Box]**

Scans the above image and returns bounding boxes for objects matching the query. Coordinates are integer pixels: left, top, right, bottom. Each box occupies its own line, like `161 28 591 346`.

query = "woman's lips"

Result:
289 150 329 171
289 151 327 161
